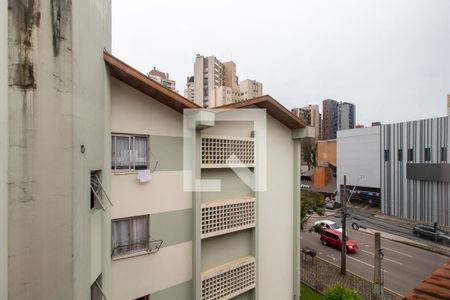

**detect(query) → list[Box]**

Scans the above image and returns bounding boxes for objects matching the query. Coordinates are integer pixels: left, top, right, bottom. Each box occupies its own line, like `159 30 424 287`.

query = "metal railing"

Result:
111 239 163 258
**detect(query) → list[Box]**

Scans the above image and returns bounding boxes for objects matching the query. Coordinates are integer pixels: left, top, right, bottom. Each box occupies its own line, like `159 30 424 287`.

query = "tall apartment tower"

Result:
3 1 112 299
321 99 356 140
322 99 339 140
239 79 263 101
147 67 176 92
291 105 321 140
447 94 450 116
184 76 195 101
338 102 355 130
192 55 239 108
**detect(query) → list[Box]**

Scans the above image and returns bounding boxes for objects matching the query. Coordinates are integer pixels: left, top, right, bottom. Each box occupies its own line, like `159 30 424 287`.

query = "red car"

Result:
320 229 358 253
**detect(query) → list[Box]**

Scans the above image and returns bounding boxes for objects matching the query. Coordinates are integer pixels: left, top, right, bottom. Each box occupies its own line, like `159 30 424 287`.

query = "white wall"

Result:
258 115 294 300
111 242 192 300
337 127 381 190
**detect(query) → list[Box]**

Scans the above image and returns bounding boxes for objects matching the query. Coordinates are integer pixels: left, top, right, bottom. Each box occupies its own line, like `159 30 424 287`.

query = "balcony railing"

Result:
201 135 254 168
201 256 256 300
111 239 163 258
201 197 255 239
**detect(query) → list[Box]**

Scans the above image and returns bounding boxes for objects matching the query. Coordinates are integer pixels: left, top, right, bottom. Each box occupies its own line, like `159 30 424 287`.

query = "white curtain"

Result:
112 219 130 255
115 136 130 169
135 137 148 170
131 215 149 250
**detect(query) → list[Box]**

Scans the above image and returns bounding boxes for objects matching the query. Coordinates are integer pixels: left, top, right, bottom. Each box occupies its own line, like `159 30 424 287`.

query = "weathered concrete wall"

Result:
0 0 8 299
7 0 111 299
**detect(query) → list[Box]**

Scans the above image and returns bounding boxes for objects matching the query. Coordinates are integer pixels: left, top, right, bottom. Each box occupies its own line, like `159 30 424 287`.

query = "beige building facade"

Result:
292 105 321 140
239 79 263 101
105 54 310 299
147 67 176 92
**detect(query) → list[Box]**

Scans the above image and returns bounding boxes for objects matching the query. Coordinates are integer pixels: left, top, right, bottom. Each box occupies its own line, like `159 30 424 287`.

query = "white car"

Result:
314 220 342 233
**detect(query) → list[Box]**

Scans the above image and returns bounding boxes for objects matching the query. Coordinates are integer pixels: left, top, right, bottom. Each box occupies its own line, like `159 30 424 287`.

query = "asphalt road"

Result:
300 219 449 296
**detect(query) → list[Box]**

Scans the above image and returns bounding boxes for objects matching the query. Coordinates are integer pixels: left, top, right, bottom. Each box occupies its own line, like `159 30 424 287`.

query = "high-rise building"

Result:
338 102 355 130
291 105 320 139
147 67 176 91
192 54 239 108
322 99 339 140
239 79 263 101
321 99 356 140
184 76 195 101
447 94 450 116
189 54 262 108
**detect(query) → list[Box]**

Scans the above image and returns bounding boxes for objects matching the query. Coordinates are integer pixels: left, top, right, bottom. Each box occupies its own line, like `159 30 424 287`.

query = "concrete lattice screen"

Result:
201 256 256 300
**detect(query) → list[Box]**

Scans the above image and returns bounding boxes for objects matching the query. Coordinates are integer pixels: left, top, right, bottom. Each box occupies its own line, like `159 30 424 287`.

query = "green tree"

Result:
304 143 317 170
301 191 325 230
323 284 363 300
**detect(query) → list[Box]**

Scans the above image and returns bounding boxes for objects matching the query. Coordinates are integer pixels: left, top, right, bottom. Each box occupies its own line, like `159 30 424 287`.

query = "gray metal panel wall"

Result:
381 117 449 226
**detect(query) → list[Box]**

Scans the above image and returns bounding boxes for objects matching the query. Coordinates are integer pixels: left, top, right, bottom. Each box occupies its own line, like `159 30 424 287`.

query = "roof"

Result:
104 51 200 113
404 259 450 300
216 95 306 129
104 52 306 129
322 228 342 236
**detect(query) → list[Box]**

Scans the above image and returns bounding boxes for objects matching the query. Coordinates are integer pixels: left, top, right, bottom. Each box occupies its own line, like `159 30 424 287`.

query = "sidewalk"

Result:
309 210 450 257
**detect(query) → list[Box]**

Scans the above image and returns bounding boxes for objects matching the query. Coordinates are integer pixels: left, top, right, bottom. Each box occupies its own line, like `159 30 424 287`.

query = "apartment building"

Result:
338 102 355 131
188 55 264 108
322 99 356 140
193 55 239 108
447 94 450 116
147 67 176 92
292 105 321 140
3 1 112 299
184 76 195 101
381 117 450 226
322 99 339 140
106 54 310 299
239 79 263 101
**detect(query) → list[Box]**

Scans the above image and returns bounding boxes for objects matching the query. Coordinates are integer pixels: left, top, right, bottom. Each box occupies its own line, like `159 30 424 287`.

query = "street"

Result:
300 218 449 296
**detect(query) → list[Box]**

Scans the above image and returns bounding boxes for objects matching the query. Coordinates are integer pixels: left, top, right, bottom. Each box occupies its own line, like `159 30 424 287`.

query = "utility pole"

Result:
373 232 384 299
341 175 347 275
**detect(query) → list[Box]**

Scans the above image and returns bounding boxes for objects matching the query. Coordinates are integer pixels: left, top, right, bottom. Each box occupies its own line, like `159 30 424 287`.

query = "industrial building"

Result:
381 117 450 226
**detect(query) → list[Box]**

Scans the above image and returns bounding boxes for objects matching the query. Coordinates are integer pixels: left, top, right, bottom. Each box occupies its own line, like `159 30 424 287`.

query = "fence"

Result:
300 256 403 300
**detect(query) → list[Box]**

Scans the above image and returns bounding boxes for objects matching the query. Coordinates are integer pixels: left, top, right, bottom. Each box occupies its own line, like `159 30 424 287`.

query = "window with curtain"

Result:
111 215 149 258
112 134 149 171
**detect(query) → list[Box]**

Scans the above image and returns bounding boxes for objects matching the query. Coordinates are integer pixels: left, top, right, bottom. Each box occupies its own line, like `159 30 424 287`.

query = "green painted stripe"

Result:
150 208 192 248
151 280 192 300
150 135 183 172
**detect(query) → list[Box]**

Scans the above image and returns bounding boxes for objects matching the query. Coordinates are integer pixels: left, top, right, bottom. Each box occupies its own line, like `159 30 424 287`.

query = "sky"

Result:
112 0 450 125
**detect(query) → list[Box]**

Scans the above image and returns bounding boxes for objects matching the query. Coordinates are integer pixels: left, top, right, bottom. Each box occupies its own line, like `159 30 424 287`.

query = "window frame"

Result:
111 133 149 172
407 148 414 162
424 147 431 162
111 214 150 259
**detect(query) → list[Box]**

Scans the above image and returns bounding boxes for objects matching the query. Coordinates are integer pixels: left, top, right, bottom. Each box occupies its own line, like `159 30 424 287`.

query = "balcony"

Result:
201 197 255 239
201 135 254 168
201 256 256 300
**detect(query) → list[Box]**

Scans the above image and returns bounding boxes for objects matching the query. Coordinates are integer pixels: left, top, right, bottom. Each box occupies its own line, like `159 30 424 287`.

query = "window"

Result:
441 147 447 162
112 215 149 258
111 134 148 171
397 149 403 162
384 150 389 162
90 170 112 210
407 148 414 162
424 148 431 162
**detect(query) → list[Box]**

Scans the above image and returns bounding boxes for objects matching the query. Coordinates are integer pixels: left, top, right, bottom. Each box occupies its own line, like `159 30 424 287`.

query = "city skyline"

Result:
112 0 450 125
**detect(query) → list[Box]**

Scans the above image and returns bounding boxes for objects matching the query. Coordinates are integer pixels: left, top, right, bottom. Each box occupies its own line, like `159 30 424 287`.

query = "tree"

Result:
301 191 325 230
304 143 317 170
323 284 363 300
